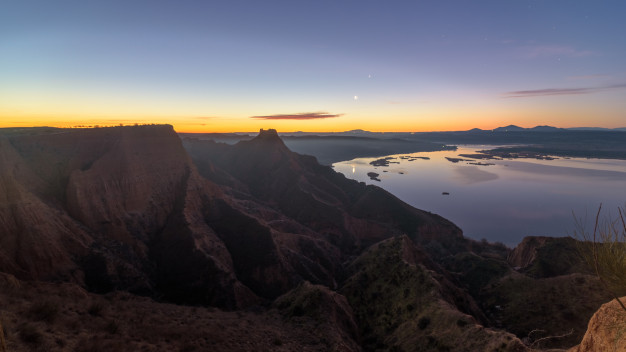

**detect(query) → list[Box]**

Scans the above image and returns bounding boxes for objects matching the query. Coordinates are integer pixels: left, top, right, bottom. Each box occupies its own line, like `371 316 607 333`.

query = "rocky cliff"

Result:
1 125 255 307
0 126 615 351
184 129 464 254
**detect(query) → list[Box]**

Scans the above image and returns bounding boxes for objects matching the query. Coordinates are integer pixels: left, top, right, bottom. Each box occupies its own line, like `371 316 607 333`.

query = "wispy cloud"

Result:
503 83 626 98
568 74 611 81
250 112 343 120
521 45 595 59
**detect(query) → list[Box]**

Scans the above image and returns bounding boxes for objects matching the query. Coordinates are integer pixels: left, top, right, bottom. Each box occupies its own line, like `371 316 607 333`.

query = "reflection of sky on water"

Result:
452 166 499 184
333 146 626 246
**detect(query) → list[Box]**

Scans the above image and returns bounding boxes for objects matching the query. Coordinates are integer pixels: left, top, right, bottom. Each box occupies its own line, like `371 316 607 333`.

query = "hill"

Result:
0 126 616 351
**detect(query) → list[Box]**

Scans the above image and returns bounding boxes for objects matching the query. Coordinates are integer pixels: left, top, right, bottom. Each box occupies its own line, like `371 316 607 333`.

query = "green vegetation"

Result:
481 273 609 348
574 204 626 312
341 237 525 352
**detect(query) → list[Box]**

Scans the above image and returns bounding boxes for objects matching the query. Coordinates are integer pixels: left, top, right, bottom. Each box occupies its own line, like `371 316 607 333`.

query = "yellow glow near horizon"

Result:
2 96 626 133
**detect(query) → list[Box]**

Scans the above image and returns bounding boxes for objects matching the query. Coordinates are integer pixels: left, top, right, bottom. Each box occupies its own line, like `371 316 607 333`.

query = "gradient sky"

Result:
2 0 625 132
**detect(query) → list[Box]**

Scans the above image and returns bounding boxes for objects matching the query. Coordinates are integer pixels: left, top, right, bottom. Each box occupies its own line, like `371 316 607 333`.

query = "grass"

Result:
574 204 626 312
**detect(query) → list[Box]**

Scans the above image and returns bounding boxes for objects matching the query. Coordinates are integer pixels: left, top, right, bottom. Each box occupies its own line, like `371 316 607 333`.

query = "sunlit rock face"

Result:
571 297 626 352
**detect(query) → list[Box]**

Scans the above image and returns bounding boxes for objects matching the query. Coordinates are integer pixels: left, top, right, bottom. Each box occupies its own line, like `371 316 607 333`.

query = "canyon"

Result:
0 125 620 351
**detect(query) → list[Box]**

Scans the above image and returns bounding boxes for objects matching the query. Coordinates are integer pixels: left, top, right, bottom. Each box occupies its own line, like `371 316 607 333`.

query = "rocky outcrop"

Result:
274 281 361 351
3 125 612 351
508 236 588 278
570 297 626 352
0 136 90 281
2 126 465 309
184 129 464 256
341 236 527 352
508 236 551 269
0 126 257 308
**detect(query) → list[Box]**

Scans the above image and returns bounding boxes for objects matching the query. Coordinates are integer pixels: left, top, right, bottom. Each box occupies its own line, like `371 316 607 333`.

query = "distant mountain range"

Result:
476 125 626 132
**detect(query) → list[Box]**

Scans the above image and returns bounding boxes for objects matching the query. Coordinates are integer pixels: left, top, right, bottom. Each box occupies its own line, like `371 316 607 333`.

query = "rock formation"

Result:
0 125 255 307
570 297 626 352
0 125 616 351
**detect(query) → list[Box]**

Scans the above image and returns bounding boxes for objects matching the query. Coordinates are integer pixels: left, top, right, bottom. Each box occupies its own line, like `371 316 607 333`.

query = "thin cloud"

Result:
521 45 595 59
503 83 626 98
250 112 343 120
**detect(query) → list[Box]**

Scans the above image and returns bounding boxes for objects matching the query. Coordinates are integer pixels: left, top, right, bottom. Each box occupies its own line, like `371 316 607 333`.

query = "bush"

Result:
574 204 626 311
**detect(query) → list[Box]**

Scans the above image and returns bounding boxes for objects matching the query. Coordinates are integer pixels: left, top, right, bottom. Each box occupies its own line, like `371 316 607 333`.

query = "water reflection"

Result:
452 165 499 184
333 146 626 246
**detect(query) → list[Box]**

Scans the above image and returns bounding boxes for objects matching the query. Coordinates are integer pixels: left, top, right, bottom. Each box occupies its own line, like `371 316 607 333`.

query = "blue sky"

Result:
2 0 625 131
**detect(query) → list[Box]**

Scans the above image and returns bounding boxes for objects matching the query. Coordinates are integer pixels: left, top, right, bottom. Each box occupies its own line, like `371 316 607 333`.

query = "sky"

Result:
1 0 626 132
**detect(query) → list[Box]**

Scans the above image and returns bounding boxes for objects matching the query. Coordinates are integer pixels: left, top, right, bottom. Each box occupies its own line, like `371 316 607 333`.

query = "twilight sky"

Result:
1 0 625 132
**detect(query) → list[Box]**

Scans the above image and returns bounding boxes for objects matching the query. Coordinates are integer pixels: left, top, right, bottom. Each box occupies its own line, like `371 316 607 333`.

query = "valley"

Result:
0 125 622 351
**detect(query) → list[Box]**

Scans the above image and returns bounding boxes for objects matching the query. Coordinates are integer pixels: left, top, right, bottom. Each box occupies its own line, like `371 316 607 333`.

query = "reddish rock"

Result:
570 297 626 352
508 236 551 269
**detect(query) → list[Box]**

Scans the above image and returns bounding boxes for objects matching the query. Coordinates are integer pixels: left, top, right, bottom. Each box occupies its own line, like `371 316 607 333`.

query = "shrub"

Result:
574 204 626 312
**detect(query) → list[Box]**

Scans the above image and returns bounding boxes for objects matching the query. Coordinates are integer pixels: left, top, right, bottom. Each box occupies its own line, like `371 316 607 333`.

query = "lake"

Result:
332 146 626 246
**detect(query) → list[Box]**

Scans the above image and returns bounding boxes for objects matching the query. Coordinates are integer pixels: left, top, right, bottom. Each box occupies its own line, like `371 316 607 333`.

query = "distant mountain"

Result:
529 125 564 132
491 125 564 132
567 127 626 131
489 125 625 132
492 125 525 132
567 127 611 131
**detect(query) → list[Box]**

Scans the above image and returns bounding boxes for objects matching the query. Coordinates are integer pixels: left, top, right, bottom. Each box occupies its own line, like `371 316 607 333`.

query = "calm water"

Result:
332 146 626 246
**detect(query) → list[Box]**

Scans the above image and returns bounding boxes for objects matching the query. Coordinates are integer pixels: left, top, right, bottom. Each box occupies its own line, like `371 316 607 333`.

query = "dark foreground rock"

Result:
0 126 615 351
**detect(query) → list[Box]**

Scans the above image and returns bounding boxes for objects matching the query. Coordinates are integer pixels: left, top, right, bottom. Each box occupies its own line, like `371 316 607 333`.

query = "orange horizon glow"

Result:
3 105 625 133
3 119 625 134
